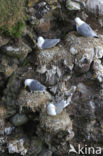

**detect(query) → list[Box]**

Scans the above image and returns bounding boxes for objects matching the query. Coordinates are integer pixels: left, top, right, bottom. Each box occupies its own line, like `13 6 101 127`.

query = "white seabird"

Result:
37 36 60 49
24 79 46 92
75 17 98 37
47 100 69 116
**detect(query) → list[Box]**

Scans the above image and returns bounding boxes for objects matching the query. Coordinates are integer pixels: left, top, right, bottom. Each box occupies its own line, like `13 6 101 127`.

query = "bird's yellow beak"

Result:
77 23 80 26
24 85 27 89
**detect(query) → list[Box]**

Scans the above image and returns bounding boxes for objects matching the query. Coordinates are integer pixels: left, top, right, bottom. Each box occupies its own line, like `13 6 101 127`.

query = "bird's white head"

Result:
75 17 84 26
37 36 45 49
47 103 56 116
24 79 33 87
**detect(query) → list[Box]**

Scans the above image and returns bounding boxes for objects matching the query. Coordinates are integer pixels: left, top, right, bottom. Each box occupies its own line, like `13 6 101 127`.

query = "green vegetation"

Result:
0 0 26 38
22 59 30 66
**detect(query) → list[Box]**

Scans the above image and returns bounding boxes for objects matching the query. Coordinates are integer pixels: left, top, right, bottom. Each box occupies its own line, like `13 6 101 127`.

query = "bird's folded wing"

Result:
42 39 60 49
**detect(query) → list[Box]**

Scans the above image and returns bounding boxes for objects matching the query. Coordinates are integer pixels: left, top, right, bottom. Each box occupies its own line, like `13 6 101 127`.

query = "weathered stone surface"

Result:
0 106 6 135
77 82 93 99
36 44 74 85
27 137 43 156
65 32 103 73
0 54 19 77
86 0 103 16
2 41 31 61
95 45 103 59
4 123 14 135
39 150 52 156
0 36 9 47
7 138 27 155
11 113 28 127
93 58 103 83
0 106 6 118
66 0 81 10
2 74 22 117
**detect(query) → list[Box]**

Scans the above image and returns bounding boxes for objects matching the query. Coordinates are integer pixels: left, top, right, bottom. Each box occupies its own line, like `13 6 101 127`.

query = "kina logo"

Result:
69 144 101 155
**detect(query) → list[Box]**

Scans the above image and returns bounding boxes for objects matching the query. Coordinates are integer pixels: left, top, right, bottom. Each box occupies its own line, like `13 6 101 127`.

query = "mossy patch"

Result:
1 21 25 38
0 0 26 38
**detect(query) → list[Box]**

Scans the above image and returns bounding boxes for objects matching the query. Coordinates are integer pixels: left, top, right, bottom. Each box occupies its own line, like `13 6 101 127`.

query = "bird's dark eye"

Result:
25 86 30 92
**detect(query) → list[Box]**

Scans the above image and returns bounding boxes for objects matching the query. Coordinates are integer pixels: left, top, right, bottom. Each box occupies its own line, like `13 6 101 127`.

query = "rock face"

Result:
11 113 28 127
1 41 32 61
93 58 103 82
86 0 103 16
7 138 27 155
66 0 81 11
0 106 6 135
36 44 74 86
86 0 103 26
65 32 103 73
0 36 9 46
0 0 103 156
2 74 22 117
0 54 19 77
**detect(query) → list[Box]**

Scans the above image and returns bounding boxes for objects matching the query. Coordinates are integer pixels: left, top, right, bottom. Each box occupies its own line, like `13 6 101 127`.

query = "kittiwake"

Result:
47 100 69 116
37 36 60 49
24 79 46 92
75 17 98 37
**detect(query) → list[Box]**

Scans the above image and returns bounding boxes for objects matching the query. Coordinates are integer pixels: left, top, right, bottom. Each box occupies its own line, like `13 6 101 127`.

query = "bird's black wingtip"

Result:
94 35 99 38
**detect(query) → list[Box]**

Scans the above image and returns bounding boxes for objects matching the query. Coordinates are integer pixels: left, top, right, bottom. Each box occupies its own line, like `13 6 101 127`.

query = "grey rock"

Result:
7 138 27 155
11 113 28 127
36 44 74 85
0 54 19 77
86 0 103 16
2 74 21 117
95 46 103 59
93 59 103 82
0 36 9 47
39 150 52 156
77 83 92 97
27 137 43 156
66 0 81 10
65 32 103 73
4 126 14 135
2 41 31 61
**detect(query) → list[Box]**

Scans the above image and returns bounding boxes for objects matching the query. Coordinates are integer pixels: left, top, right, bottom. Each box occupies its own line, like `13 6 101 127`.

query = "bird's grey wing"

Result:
42 39 60 49
55 100 65 114
78 23 97 37
30 80 46 91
